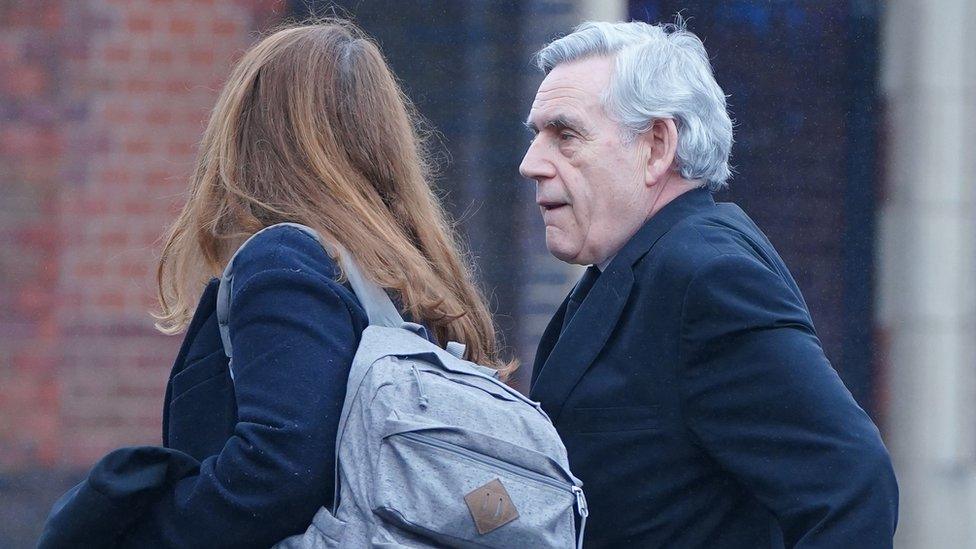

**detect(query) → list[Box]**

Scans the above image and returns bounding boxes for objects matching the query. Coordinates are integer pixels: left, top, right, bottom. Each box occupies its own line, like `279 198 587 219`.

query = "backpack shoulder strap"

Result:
215 223 405 366
330 242 404 329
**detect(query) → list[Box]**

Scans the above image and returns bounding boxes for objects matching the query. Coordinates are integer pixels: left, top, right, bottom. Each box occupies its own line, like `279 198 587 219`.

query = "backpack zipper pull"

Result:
572 486 588 549
410 362 429 409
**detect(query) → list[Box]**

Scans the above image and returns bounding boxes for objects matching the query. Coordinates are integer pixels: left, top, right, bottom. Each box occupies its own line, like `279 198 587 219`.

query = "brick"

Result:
120 261 147 279
3 6 34 29
39 5 64 32
80 198 109 215
122 199 156 216
148 48 174 66
35 433 61 465
0 35 18 62
38 257 59 285
212 20 239 37
2 64 48 99
95 291 126 311
164 80 190 95
127 14 154 34
188 49 215 66
0 126 37 156
146 168 175 185
74 261 105 279
100 167 133 186
145 107 172 125
124 138 152 155
11 354 55 376
104 103 134 123
104 45 132 64
168 17 196 36
15 284 52 318
125 77 154 94
99 230 128 247
18 226 61 250
167 140 196 156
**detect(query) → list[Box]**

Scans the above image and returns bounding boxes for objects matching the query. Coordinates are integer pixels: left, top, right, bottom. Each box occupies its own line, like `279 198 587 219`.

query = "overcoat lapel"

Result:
530 267 634 422
529 189 716 423
162 278 220 447
530 296 570 389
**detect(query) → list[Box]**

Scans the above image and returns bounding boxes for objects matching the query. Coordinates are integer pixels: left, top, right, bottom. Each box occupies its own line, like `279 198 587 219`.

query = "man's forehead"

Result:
528 56 612 121
532 84 592 109
538 56 612 96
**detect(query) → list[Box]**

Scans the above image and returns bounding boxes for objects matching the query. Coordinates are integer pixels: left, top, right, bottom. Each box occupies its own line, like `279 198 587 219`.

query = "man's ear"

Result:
641 118 679 187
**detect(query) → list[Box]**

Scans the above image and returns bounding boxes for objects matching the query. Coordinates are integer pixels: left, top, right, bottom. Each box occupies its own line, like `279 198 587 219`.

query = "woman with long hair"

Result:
40 19 511 547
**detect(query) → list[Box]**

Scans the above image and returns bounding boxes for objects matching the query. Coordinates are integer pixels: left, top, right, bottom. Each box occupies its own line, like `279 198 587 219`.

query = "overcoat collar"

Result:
529 188 716 422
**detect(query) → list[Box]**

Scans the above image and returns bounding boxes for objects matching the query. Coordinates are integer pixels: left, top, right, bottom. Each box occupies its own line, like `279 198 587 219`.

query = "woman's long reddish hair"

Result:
154 20 513 373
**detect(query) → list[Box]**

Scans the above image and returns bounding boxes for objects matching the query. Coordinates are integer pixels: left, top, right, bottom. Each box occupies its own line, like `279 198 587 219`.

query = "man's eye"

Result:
559 132 576 142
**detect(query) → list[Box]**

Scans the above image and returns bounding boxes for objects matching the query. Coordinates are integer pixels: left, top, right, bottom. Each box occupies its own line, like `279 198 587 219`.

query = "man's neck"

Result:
646 175 702 221
595 178 703 271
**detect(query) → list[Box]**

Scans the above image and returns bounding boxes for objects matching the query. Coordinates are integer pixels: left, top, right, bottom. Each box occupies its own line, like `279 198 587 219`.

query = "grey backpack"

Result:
217 223 587 548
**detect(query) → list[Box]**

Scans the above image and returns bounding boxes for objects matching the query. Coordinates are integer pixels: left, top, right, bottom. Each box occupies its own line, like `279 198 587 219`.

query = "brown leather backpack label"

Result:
464 478 520 534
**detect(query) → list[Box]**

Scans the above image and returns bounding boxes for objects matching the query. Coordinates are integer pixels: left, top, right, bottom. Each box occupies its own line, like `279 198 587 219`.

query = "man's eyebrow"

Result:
546 115 585 132
523 115 587 134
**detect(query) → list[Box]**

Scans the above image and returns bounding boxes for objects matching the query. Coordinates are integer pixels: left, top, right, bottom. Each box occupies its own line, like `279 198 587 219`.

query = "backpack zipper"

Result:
400 431 570 492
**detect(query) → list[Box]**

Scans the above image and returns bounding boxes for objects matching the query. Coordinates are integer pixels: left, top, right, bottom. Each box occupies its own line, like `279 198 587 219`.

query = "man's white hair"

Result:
536 19 734 191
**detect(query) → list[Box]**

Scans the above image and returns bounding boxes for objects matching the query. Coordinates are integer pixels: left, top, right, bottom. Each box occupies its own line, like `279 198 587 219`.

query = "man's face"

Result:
520 56 650 266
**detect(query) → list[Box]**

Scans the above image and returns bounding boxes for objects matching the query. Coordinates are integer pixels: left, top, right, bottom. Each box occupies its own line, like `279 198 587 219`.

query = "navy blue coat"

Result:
40 225 369 548
531 189 898 548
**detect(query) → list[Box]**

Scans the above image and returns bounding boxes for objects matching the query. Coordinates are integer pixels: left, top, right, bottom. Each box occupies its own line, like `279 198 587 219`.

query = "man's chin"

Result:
545 242 587 265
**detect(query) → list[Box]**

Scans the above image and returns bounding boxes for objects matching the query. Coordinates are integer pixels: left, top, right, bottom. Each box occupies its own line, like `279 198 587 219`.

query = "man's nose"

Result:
519 138 555 182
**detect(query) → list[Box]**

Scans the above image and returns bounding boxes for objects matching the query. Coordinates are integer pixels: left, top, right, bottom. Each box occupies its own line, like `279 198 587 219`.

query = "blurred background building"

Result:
0 0 972 546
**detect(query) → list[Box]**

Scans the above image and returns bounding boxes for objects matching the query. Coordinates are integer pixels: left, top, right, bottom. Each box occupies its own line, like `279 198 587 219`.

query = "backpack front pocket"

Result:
372 418 581 548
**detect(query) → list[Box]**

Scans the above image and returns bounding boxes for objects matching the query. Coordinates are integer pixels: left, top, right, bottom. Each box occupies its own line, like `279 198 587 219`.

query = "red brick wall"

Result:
0 0 285 472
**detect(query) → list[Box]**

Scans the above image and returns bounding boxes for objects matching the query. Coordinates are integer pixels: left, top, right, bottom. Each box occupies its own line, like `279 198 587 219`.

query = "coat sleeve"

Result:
121 228 362 548
678 253 898 548
36 446 200 548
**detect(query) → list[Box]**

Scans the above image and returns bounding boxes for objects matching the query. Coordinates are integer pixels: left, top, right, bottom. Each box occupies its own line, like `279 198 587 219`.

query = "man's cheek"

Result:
569 206 587 239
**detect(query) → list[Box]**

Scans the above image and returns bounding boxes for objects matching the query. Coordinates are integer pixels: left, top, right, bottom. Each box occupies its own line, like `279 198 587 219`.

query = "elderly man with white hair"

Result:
522 20 898 547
